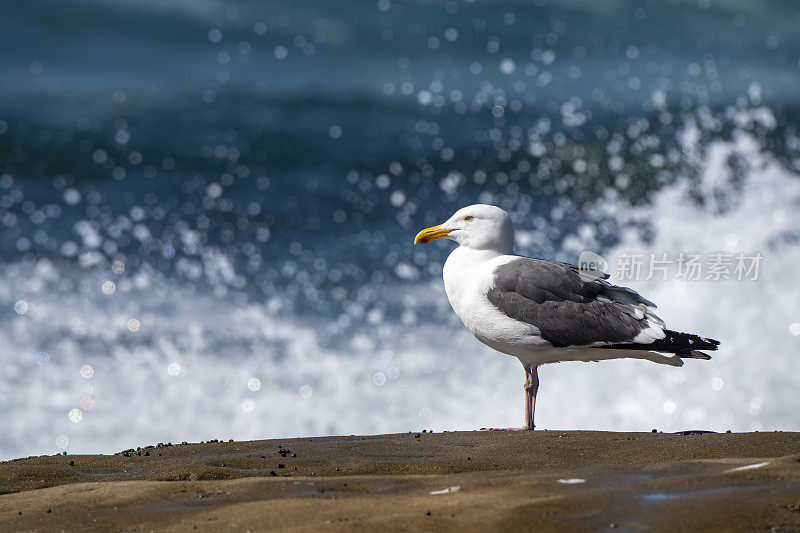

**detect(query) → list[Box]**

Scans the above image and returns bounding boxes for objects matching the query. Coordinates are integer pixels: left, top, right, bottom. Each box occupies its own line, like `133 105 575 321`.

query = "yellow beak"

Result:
414 224 453 244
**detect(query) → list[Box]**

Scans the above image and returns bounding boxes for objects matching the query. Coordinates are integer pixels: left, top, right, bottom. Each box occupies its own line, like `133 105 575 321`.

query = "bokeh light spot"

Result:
68 408 83 423
242 399 255 413
101 280 116 295
79 396 94 411
500 58 516 74
63 188 81 205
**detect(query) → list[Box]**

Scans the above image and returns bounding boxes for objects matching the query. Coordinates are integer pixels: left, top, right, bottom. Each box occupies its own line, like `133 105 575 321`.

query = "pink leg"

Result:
523 365 539 429
481 365 538 431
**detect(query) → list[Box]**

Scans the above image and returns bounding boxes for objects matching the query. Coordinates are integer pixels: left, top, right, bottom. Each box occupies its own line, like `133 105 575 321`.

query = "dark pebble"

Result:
269 470 276 476
46 509 52 513
426 511 432 516
278 464 285 468
69 461 74 466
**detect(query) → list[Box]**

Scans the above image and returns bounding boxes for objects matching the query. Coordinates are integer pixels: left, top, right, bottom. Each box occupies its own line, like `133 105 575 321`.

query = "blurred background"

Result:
1 0 799 459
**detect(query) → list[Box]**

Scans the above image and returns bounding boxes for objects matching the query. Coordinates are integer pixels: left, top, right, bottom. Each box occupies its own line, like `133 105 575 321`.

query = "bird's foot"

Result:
479 426 534 431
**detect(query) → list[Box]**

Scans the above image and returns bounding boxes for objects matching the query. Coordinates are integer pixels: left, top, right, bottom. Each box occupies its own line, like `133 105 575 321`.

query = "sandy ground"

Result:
1 430 799 531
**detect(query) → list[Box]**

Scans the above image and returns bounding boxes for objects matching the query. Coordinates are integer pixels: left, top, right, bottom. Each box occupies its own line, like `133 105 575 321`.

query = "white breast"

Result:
442 247 549 357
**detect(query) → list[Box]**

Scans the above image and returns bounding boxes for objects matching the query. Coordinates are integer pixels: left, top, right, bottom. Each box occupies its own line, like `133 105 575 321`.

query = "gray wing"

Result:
486 257 661 348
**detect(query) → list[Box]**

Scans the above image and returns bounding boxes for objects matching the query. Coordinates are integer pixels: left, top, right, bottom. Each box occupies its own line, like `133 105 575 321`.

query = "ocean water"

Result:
1 0 799 459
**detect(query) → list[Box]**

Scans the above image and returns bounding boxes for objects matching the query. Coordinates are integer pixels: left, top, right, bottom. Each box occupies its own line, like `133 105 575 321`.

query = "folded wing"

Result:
486 257 667 348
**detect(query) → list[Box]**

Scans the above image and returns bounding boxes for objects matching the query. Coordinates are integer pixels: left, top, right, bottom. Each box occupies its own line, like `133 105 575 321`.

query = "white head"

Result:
414 204 515 253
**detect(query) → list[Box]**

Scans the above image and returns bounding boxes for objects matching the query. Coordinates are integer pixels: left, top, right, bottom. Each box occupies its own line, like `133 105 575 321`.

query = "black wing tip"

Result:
597 331 720 355
705 337 721 347
673 331 720 352
682 350 712 360
692 336 720 351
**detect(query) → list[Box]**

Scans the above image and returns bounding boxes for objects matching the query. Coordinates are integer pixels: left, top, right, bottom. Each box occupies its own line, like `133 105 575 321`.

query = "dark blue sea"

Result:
1 0 799 458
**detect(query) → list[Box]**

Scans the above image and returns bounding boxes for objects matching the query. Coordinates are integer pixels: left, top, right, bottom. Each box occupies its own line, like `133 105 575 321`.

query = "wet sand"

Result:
1 431 799 531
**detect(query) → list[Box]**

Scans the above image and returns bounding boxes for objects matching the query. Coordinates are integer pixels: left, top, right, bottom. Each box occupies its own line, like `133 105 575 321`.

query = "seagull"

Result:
414 204 719 430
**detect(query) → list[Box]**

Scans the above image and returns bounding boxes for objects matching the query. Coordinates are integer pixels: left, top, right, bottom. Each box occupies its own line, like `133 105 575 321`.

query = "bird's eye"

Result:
464 215 474 221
